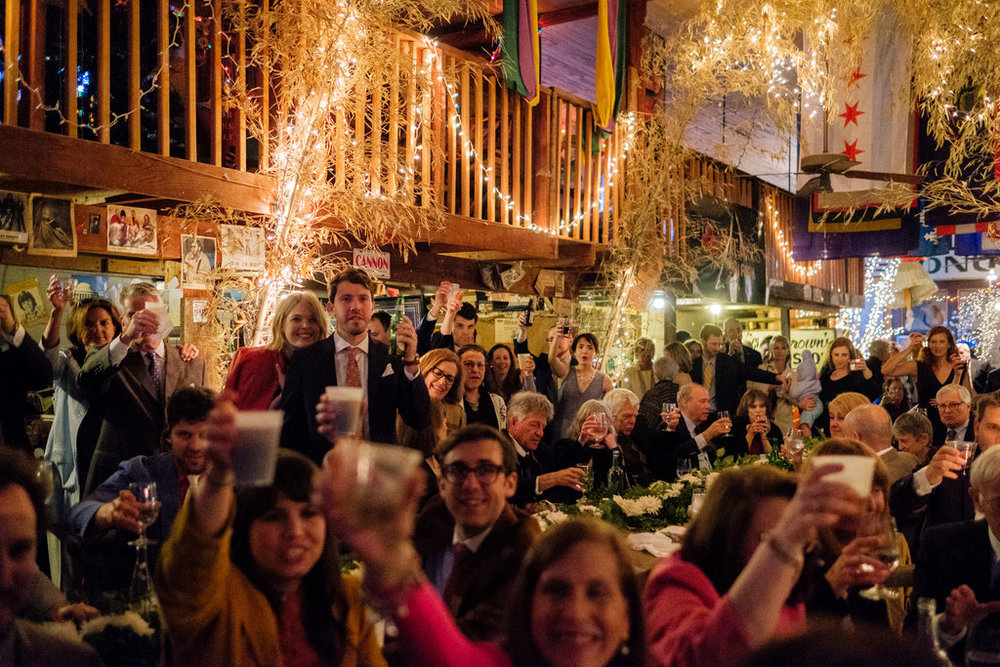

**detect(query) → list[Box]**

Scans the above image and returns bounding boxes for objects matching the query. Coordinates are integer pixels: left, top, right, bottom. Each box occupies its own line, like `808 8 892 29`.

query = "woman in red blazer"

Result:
225 291 328 410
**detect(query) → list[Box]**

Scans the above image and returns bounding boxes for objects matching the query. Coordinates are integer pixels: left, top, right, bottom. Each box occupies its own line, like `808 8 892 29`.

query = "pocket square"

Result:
382 364 395 377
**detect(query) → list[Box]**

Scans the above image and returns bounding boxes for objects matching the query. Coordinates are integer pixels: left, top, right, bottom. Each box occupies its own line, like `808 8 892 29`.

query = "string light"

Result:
765 191 822 277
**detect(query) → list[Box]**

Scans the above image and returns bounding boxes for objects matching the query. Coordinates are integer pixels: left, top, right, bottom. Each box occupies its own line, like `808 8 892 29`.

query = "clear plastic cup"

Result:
232 411 283 486
324 386 365 437
811 455 876 497
337 440 423 524
144 301 174 339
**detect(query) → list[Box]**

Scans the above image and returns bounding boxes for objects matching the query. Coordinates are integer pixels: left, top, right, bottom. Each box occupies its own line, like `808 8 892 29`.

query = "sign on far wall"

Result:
923 252 999 281
353 248 390 279
0 190 29 244
743 328 837 367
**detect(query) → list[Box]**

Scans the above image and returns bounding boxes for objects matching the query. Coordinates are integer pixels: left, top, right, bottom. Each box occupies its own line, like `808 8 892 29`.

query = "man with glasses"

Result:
935 384 975 447
892 388 999 554
413 424 539 643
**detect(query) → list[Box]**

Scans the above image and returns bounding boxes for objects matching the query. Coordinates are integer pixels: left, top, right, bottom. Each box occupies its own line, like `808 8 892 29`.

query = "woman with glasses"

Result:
882 326 975 442
398 349 466 459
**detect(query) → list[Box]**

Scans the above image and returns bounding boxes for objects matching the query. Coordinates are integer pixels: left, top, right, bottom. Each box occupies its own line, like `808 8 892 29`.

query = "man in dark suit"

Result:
935 383 976 447
279 268 430 463
892 391 1000 555
914 433 1000 655
78 283 205 494
723 317 763 368
843 404 918 484
0 294 53 452
690 323 779 417
644 383 732 480
504 391 583 507
414 424 539 642
67 386 214 596
416 280 478 354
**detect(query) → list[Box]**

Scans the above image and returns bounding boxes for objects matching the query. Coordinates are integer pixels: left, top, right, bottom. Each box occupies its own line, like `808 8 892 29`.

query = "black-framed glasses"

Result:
430 367 456 385
937 402 965 411
441 462 505 484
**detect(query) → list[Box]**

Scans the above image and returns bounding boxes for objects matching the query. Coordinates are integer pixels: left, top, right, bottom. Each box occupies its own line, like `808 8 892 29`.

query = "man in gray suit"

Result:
844 404 918 483
78 282 205 493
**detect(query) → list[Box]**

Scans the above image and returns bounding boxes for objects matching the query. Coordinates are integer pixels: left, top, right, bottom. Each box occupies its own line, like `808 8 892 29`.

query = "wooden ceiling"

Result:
434 0 797 192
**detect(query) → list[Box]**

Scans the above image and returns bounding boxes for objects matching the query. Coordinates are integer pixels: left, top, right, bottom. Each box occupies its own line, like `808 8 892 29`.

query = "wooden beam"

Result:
66 0 79 138
3 0 20 126
437 3 599 50
0 124 272 213
98 0 110 142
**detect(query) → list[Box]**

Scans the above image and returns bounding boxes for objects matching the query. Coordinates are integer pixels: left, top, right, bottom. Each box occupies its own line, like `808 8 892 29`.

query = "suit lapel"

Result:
368 337 388 393
163 345 182 400
125 349 159 403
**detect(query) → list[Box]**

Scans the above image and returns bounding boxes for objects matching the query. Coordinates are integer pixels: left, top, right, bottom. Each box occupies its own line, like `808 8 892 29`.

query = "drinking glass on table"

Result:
858 514 901 601
785 428 805 455
676 456 694 478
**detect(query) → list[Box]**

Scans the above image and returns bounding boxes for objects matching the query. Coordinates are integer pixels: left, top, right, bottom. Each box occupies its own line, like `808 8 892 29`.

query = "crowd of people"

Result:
1 268 999 665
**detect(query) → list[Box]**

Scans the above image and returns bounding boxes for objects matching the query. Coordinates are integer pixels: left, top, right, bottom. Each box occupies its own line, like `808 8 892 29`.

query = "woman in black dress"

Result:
817 337 880 434
881 326 973 441
730 388 784 457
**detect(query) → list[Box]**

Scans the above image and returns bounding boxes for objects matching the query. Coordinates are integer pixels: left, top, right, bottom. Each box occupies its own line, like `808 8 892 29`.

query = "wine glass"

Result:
718 411 731 433
676 456 694 479
589 412 610 448
129 481 160 547
662 402 677 432
858 514 900 601
785 428 805 455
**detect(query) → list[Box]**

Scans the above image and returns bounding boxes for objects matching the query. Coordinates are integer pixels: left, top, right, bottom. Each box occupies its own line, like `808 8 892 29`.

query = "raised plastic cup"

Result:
324 386 365 437
811 454 876 497
144 300 174 339
232 410 283 486
337 439 423 524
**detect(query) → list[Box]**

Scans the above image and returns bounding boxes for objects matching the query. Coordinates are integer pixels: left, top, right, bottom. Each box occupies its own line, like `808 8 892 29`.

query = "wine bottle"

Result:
608 449 628 494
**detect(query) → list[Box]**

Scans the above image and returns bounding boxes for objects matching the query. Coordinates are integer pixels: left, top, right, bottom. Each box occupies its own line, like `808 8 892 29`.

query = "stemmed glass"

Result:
785 428 805 455
662 402 677 432
676 456 694 479
589 413 610 449
128 482 160 614
858 514 901 601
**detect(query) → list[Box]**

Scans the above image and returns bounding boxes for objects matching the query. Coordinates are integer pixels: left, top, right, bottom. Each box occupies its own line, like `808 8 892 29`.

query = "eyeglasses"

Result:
938 402 966 411
430 367 456 385
441 462 505 484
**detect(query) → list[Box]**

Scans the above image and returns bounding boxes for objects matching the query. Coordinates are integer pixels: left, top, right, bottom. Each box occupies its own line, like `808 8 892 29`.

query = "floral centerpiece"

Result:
535 433 826 534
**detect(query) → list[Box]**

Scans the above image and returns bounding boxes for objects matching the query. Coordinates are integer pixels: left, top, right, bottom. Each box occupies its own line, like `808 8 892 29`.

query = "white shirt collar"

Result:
683 413 697 433
945 420 970 437
145 340 166 359
333 331 370 355
511 438 528 457
452 524 494 553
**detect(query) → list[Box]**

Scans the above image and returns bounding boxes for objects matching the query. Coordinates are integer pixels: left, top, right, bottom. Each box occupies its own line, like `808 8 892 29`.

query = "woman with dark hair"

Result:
730 389 783 457
41 275 122 520
485 343 522 404
882 326 973 440
225 291 329 410
803 438 904 632
155 399 384 666
322 437 646 667
550 331 614 440
644 463 864 666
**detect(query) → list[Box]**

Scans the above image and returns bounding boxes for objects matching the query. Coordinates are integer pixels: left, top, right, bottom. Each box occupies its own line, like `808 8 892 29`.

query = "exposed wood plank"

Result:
3 0 20 126
487 76 496 223
404 40 417 201
473 71 483 220
354 72 365 182
98 0 110 142
447 56 457 213
593 128 603 243
583 111 594 237
575 105 585 242
513 97 522 226
371 63 382 197
259 0 269 169
184 1 196 160
388 35 400 197
524 94 533 229
430 46 444 208
459 64 470 218
530 89 549 230
236 0 246 171
129 0 141 148
500 84 509 225
335 106 345 190
211 0 221 166
0 124 272 213
560 99 571 238
66 0 79 138
25 0 45 129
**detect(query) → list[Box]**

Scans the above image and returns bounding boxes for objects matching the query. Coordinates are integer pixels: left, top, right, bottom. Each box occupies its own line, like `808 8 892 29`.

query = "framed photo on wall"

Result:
27 195 76 257
106 205 158 255
0 190 29 244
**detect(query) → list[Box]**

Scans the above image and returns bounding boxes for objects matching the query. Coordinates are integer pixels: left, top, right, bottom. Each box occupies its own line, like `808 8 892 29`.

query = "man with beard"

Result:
67 386 215 597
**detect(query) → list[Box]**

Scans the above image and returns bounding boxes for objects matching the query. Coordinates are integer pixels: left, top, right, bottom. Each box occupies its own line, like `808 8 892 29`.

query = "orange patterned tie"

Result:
345 347 362 388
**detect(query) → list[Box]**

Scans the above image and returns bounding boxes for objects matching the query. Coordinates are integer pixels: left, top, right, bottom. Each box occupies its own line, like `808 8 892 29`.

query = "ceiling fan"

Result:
797 152 925 197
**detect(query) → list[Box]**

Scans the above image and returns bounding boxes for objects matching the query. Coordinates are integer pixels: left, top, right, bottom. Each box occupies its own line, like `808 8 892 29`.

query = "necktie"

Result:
345 347 362 388
947 429 958 442
145 351 161 395
702 360 713 391
443 543 472 603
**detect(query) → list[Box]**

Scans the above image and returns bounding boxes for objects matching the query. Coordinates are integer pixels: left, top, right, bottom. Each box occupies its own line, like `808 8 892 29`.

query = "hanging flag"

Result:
595 0 627 132
500 0 541 106
793 196 919 261
954 230 1000 255
798 5 916 213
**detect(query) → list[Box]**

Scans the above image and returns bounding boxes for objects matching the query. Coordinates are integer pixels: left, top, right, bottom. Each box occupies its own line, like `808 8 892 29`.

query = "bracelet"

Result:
761 532 804 569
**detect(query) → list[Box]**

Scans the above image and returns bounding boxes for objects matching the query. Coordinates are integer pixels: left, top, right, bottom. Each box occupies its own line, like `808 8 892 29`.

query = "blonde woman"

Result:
224 291 328 410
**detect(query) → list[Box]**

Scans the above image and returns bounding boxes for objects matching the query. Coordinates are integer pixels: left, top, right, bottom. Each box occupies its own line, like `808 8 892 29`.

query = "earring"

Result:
620 643 630 656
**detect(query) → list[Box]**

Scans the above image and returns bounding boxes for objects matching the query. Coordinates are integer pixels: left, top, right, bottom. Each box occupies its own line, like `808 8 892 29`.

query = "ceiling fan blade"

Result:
842 170 925 184
797 176 822 198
